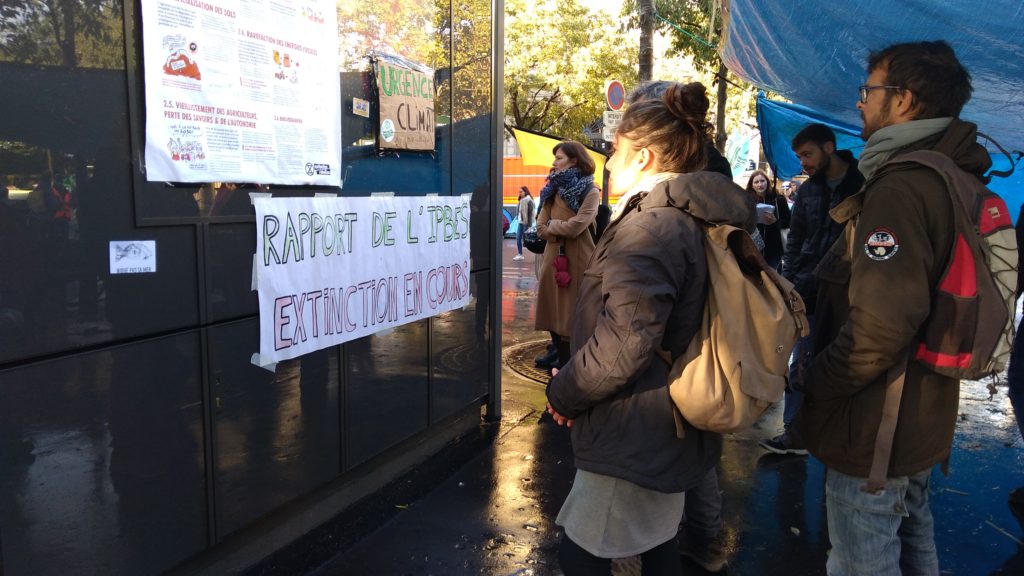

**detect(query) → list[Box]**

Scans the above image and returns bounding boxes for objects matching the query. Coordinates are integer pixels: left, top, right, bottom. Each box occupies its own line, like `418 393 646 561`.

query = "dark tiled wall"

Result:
0 334 208 575
0 0 495 572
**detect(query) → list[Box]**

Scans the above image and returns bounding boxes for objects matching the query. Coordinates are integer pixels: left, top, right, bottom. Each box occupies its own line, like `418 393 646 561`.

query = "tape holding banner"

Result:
250 352 277 372
249 191 272 205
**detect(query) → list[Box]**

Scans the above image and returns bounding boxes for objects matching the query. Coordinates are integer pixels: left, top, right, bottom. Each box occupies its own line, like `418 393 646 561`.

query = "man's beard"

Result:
816 151 831 176
806 147 831 177
860 113 875 140
861 102 894 140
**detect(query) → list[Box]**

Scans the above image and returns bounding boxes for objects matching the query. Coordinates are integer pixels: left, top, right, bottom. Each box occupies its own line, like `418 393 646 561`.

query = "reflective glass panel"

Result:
0 334 207 575
210 319 340 539
431 270 489 422
0 0 200 363
344 321 429 468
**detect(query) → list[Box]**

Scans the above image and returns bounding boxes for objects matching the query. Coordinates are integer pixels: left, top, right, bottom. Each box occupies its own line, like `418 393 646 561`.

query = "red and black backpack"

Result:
895 150 1018 379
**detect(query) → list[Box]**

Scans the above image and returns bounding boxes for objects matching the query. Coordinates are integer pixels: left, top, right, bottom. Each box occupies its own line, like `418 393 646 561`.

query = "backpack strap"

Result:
862 355 909 494
837 212 908 494
654 346 686 439
861 151 996 491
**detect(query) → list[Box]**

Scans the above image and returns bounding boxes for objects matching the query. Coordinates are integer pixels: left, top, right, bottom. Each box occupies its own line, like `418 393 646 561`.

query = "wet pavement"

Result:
275 238 1024 575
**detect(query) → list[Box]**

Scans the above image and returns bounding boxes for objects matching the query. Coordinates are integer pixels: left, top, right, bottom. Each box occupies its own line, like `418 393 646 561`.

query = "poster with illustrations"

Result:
141 0 341 186
374 54 436 152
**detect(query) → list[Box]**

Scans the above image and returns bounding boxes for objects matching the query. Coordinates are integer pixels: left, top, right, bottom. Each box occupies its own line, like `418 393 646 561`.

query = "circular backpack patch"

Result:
863 227 899 261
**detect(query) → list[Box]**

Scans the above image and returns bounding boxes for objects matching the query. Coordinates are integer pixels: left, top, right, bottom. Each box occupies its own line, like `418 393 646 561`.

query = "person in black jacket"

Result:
759 123 864 455
745 169 791 270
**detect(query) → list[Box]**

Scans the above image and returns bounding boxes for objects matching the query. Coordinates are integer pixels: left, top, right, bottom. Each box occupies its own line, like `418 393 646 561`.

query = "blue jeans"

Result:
1007 315 1024 440
825 467 938 576
516 225 526 255
784 313 814 429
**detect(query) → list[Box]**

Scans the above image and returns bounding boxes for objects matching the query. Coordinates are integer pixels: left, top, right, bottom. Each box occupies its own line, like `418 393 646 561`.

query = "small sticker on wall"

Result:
381 118 396 142
353 97 370 118
110 240 157 274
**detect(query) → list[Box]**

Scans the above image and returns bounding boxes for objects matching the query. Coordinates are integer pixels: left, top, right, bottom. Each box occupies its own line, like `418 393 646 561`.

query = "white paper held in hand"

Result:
756 203 776 217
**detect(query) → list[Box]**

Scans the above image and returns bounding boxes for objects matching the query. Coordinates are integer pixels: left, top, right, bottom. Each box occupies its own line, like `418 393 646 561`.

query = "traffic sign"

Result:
603 110 623 127
602 110 623 141
605 80 625 111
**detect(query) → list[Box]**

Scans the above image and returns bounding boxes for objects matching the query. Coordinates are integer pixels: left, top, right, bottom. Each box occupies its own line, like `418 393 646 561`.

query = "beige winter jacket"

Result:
534 188 599 338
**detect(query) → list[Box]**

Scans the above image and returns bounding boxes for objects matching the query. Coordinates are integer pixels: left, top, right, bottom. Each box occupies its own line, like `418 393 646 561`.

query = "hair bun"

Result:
663 82 710 125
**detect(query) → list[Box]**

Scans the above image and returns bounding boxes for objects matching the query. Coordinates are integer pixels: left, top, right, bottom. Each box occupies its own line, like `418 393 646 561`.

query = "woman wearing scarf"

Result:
546 83 753 575
534 141 600 370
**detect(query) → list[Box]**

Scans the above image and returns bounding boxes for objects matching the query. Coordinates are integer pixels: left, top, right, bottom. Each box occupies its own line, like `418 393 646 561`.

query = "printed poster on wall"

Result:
141 0 341 186
252 195 471 365
375 55 436 151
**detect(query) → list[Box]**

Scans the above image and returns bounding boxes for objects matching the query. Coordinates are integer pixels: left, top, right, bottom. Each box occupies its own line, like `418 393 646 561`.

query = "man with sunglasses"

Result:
795 41 984 576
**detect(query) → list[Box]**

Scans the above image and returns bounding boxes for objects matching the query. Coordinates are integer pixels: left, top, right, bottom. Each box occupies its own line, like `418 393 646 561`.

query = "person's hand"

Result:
546 402 573 427
757 210 777 225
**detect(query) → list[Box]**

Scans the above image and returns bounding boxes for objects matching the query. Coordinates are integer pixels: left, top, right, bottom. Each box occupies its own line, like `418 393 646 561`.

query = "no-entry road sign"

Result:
605 80 625 111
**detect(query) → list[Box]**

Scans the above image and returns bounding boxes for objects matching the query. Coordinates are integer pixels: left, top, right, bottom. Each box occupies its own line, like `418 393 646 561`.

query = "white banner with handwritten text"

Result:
253 195 471 365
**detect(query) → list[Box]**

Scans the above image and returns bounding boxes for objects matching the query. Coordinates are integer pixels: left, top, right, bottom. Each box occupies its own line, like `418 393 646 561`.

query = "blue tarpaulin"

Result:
755 95 863 181
723 0 1024 216
755 93 1024 220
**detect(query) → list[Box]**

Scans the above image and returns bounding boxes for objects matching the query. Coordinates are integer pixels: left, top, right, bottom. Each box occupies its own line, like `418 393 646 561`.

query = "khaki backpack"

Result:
664 223 809 433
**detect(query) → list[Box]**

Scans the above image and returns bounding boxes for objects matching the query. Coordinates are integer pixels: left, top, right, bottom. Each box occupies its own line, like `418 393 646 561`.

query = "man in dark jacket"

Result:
796 41 980 575
760 123 864 455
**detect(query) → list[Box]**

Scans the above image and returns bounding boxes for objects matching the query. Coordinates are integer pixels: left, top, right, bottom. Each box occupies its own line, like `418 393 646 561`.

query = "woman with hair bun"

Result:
546 82 754 575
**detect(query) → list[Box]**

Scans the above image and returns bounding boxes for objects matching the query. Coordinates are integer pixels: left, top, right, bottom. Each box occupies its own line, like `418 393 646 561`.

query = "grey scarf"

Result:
858 117 952 180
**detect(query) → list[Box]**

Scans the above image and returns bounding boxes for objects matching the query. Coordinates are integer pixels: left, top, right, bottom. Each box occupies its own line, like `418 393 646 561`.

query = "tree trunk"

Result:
638 0 654 82
59 0 78 67
715 59 728 151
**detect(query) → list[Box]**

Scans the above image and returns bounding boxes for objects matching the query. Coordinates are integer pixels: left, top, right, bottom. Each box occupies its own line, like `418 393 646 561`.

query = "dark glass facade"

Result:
0 0 499 573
